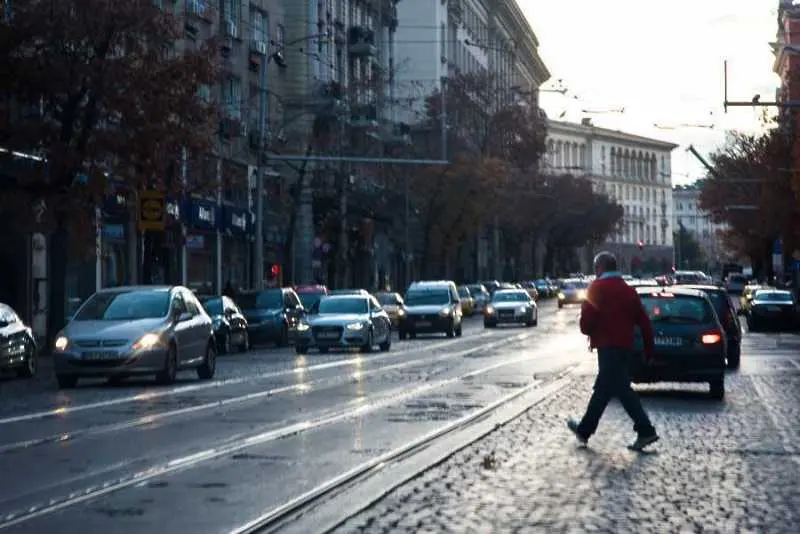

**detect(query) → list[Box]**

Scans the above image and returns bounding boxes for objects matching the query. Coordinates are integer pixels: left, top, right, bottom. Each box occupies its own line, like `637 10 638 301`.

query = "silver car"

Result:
53 286 217 389
295 295 392 354
483 289 538 327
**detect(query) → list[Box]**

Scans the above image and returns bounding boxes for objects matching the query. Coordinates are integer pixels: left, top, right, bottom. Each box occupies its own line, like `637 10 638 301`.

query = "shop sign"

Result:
224 206 250 235
189 199 219 231
102 224 125 240
138 190 165 232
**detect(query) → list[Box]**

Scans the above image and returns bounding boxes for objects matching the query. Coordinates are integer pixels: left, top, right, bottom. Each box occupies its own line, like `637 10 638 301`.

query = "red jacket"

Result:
579 276 655 357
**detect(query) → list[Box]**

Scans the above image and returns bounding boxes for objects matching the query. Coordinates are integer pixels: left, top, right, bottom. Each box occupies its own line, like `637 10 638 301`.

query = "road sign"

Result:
138 190 166 232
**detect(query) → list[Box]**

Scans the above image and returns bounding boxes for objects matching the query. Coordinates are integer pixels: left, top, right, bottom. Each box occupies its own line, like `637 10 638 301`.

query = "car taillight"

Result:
701 331 722 344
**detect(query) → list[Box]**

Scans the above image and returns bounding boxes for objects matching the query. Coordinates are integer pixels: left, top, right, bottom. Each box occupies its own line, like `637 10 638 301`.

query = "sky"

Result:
519 0 780 185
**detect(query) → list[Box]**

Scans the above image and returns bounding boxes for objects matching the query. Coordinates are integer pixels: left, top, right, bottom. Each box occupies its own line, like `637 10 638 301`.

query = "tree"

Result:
699 130 800 277
0 1 219 342
673 224 705 269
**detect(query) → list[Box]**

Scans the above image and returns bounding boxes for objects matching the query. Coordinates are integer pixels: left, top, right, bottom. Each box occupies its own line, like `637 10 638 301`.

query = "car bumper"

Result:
629 350 725 383
296 327 369 348
247 322 284 343
401 314 453 333
484 310 534 324
53 347 169 377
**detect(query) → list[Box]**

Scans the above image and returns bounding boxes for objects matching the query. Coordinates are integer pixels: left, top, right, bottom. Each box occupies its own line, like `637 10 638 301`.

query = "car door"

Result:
450 285 463 324
169 292 194 362
183 291 210 363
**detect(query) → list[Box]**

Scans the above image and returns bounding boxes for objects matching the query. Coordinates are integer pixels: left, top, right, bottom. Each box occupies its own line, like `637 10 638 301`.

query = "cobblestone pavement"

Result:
333 346 800 533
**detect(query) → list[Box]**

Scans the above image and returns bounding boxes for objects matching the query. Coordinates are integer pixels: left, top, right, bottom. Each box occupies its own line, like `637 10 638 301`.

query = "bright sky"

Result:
519 0 779 185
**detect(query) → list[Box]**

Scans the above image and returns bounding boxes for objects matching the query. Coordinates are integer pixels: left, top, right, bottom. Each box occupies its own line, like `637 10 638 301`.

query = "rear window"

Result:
728 274 746 283
640 294 714 324
753 291 793 303
237 290 282 310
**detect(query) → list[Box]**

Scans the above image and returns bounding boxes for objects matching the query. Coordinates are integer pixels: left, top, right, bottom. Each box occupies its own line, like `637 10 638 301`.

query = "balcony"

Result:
348 26 377 57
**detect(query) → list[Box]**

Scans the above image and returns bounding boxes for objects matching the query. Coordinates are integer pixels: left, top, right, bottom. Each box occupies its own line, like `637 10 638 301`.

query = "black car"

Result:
747 289 797 331
631 287 727 399
200 296 249 354
681 285 742 369
0 303 37 379
238 288 305 347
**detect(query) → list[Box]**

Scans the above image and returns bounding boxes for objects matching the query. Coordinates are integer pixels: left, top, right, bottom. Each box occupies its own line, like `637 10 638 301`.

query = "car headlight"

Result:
346 322 365 330
54 336 69 352
578 290 587 299
397 309 406 316
439 306 452 317
518 306 528 313
132 333 162 351
558 292 565 300
485 305 495 315
297 323 310 332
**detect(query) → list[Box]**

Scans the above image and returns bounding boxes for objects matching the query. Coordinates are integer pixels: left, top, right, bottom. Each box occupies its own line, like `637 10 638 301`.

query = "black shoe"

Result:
628 433 659 451
567 418 588 446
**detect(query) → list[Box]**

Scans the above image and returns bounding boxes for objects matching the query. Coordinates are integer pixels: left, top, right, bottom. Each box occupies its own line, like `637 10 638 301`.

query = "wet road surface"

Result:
0 300 587 533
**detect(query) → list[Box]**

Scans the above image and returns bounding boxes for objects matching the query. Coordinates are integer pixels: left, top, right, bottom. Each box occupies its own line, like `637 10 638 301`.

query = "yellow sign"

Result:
138 190 166 232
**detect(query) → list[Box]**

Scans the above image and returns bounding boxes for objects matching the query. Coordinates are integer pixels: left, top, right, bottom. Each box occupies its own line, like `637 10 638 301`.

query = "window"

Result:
221 77 242 117
221 0 241 24
251 9 267 43
276 24 285 49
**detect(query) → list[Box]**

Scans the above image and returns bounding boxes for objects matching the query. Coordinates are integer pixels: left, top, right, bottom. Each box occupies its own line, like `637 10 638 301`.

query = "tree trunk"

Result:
46 222 69 352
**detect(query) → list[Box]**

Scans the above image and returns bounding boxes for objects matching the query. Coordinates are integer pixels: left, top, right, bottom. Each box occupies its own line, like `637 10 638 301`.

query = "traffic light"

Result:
637 240 644 250
270 264 280 278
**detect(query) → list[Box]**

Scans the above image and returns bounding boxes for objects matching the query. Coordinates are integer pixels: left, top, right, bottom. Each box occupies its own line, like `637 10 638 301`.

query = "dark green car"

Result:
632 287 727 400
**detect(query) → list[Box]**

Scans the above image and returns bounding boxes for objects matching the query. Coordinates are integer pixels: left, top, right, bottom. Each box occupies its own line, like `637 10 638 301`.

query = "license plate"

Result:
415 321 431 327
766 306 781 312
654 337 683 347
317 332 339 339
83 350 118 360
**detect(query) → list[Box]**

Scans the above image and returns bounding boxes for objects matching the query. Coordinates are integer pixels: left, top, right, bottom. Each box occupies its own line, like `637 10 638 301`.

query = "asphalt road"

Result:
0 300 588 534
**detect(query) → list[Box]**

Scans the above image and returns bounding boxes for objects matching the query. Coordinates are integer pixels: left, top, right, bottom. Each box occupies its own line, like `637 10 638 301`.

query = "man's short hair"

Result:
593 251 618 272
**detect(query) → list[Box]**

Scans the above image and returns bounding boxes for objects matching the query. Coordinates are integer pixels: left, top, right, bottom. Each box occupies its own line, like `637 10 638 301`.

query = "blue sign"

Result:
793 260 800 273
223 206 250 236
103 192 128 215
102 224 125 240
188 198 219 231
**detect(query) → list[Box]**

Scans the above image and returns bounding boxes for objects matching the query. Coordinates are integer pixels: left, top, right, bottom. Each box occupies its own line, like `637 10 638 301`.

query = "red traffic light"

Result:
270 264 280 277
637 240 644 249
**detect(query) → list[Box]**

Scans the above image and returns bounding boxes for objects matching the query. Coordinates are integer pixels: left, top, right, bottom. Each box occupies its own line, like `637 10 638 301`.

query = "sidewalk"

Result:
333 369 800 533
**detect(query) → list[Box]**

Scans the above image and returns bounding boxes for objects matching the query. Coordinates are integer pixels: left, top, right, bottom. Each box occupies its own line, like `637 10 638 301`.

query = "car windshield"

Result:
202 297 223 316
237 290 282 310
535 279 548 286
376 293 400 306
74 290 170 321
297 291 325 309
317 297 368 315
754 292 793 302
405 290 450 306
640 295 713 323
492 291 528 302
563 281 587 289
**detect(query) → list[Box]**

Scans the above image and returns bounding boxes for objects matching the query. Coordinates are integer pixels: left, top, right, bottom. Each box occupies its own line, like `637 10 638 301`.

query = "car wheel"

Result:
531 311 538 327
558 301 564 309
360 329 374 353
197 342 216 380
319 347 329 354
709 377 725 400
455 323 463 337
17 343 37 378
484 321 495 328
56 374 78 389
379 333 391 352
295 344 308 355
156 344 178 385
446 321 455 338
238 330 249 353
409 331 417 339
277 324 289 347
727 344 741 369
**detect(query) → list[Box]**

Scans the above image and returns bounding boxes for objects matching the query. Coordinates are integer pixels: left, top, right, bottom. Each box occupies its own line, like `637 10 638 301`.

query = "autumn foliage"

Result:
699 130 800 274
0 0 220 335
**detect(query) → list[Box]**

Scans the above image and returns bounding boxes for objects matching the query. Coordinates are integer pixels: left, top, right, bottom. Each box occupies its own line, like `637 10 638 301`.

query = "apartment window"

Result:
221 77 242 117
221 0 241 24
251 9 267 43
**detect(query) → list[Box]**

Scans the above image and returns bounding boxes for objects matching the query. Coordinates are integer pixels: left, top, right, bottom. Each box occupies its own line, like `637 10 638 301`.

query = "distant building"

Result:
542 118 678 273
672 184 732 269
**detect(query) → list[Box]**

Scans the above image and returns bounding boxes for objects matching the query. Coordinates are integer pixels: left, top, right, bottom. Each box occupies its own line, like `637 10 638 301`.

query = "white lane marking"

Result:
229 364 580 534
0 331 495 426
0 344 556 530
0 332 534 454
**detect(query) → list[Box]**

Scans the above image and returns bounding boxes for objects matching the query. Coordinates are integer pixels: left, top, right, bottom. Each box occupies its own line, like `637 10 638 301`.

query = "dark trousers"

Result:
577 347 656 438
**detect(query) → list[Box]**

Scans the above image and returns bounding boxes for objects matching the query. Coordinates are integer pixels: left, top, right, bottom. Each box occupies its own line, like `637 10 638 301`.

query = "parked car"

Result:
238 288 305 347
631 287 726 399
374 291 406 328
295 295 392 354
52 285 216 388
681 285 742 369
457 285 475 316
399 280 463 339
746 289 797 332
484 289 538 327
0 303 37 379
199 295 249 354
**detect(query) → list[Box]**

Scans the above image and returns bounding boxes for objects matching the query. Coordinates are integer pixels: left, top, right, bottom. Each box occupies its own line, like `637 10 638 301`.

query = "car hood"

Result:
63 318 166 341
308 314 369 326
405 305 447 315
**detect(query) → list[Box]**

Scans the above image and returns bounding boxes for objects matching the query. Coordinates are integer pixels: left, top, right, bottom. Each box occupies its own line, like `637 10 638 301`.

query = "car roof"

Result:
635 286 709 298
323 294 369 300
680 284 726 293
96 285 174 293
494 288 527 294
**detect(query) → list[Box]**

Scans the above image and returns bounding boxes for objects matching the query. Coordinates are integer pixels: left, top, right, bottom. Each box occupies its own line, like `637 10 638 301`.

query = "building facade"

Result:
672 184 733 269
543 119 678 273
394 0 549 124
